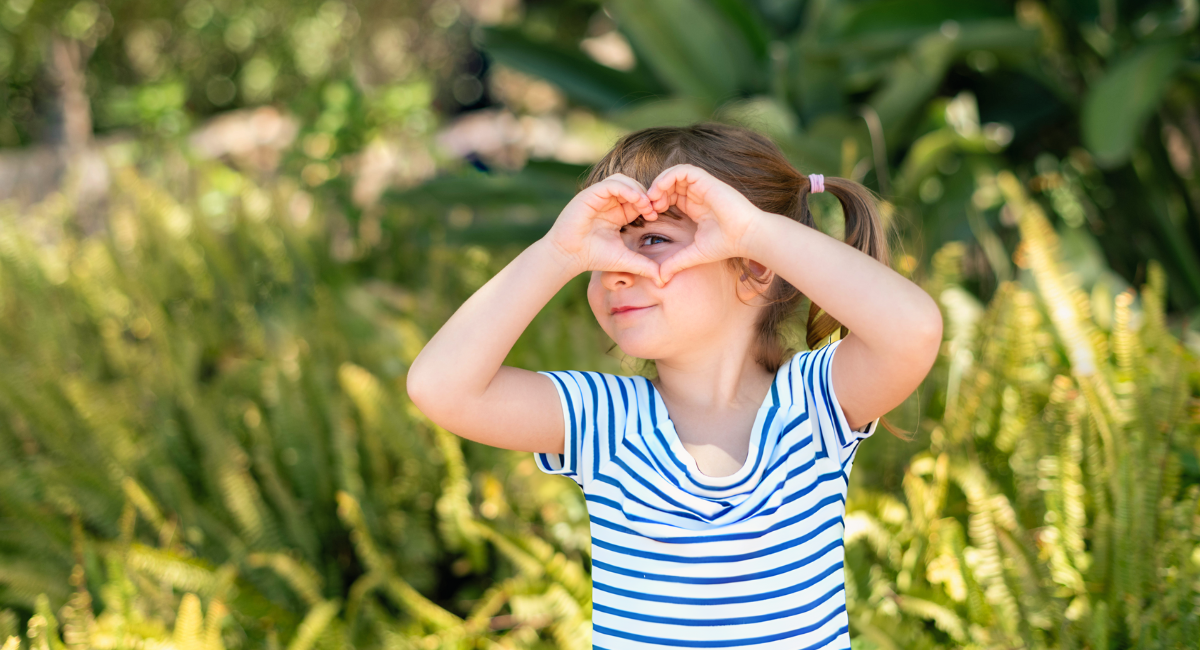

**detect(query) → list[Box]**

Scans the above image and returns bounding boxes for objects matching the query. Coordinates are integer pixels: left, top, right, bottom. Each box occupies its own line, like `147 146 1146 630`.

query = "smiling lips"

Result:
611 305 653 316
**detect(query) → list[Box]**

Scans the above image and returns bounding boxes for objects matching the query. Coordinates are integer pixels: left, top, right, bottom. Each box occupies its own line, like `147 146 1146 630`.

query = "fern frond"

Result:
59 566 94 650
284 600 339 650
999 171 1101 380
0 610 16 640
433 427 482 560
173 593 204 650
382 576 460 632
216 450 275 549
954 464 1023 640
203 599 228 650
123 544 219 596
894 594 968 644
246 553 324 606
337 363 383 434
844 511 893 561
29 594 66 650
848 612 904 650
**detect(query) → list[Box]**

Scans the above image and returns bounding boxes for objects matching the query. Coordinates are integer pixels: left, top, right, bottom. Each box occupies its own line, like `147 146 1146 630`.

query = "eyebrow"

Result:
622 208 685 230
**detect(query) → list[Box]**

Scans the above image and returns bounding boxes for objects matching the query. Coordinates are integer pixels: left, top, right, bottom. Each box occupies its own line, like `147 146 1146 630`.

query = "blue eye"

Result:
641 234 670 246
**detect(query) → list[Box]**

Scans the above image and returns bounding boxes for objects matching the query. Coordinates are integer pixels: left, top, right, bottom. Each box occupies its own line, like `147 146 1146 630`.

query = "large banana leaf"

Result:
474 26 665 113
606 0 762 106
1082 39 1184 167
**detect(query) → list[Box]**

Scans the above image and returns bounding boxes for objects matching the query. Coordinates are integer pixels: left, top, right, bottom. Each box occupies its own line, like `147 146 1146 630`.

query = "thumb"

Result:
659 245 705 284
619 251 667 287
618 251 664 288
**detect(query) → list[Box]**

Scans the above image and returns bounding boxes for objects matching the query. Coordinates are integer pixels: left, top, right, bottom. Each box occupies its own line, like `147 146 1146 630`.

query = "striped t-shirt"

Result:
534 338 879 649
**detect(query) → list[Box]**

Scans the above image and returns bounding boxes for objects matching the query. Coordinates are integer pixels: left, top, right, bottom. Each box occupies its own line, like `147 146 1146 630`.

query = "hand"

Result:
544 173 663 285
645 164 764 283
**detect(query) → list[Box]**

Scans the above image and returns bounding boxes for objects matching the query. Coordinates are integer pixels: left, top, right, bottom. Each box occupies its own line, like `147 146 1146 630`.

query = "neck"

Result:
652 339 774 411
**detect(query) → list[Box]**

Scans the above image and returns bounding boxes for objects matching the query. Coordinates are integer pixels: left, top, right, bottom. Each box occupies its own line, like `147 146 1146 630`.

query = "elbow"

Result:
923 303 944 344
405 355 438 420
915 299 944 365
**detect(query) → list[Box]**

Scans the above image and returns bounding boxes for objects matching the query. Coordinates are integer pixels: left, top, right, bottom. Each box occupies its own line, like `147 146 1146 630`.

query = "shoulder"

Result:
537 369 640 387
784 340 843 378
780 340 836 373
537 370 645 405
777 341 843 404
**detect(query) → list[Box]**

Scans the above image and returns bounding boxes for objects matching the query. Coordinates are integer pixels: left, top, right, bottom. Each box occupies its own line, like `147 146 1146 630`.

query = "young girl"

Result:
407 122 942 649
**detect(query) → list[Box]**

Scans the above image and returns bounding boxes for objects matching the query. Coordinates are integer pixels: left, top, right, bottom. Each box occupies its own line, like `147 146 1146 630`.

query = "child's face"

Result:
587 210 764 364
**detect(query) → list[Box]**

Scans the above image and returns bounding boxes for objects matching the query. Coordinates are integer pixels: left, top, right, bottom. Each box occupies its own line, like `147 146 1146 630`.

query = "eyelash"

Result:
640 234 670 246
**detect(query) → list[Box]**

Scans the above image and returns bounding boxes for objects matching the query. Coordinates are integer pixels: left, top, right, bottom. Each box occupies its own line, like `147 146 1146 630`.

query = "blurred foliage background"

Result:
2 0 1200 648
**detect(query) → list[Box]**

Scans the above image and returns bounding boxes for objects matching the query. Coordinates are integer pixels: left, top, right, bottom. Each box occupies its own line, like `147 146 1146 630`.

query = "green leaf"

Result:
606 0 761 105
384 161 582 211
1082 41 1182 167
868 32 958 144
841 0 1011 38
792 39 846 122
609 96 713 131
707 0 772 62
474 26 662 112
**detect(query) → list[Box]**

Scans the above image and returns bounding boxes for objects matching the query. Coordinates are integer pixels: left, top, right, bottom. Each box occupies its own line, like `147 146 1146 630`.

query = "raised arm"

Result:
406 174 661 454
741 211 942 431
646 164 942 432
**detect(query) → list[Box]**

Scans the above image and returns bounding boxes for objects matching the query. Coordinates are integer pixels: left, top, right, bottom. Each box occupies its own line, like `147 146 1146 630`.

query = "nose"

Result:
598 269 635 291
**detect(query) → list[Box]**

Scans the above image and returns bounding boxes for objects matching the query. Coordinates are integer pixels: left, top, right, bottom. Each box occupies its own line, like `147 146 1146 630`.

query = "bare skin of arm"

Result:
406 174 661 455
646 164 943 432
406 240 577 454
741 213 943 431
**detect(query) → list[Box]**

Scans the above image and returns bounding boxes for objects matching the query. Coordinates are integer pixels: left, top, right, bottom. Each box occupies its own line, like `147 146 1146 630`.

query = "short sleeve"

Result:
535 370 614 488
789 338 879 470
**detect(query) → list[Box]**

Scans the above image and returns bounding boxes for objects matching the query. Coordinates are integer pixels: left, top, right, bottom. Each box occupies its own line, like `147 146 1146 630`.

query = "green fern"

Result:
845 173 1200 648
0 159 599 648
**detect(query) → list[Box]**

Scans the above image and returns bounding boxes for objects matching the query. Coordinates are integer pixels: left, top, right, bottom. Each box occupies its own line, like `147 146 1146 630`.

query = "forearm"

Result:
407 238 578 407
743 211 942 350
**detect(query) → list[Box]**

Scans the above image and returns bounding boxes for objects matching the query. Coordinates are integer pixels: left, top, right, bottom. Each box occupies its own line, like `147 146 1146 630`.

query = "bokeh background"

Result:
1 0 1200 648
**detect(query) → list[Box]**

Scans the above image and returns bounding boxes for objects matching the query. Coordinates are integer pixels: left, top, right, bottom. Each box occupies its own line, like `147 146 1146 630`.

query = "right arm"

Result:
405 174 661 454
406 240 579 454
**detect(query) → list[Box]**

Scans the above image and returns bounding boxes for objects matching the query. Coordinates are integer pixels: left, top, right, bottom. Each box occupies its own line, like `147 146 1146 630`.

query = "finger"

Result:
604 177 657 221
646 164 688 196
611 186 655 224
646 166 683 208
648 165 706 216
659 244 706 284
648 163 701 200
611 172 653 197
619 252 663 287
621 199 648 223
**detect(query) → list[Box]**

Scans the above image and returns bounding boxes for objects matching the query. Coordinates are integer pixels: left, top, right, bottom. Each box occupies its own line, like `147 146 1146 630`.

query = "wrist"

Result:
738 209 790 259
530 237 585 282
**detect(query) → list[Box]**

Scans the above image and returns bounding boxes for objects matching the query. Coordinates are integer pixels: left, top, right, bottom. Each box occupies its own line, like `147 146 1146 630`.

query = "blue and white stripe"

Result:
535 339 878 649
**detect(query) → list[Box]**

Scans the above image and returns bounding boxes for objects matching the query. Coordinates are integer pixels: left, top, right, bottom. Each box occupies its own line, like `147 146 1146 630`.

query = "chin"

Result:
611 334 667 363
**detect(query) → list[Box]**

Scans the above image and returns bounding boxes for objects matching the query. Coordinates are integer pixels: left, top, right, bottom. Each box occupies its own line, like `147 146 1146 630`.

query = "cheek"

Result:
667 265 739 320
586 274 611 331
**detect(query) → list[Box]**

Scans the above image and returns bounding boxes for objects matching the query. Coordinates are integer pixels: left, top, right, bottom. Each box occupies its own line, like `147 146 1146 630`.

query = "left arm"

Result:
645 163 943 431
741 212 943 430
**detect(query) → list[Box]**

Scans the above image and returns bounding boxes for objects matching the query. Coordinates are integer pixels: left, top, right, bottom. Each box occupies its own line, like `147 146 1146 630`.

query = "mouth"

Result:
610 305 653 316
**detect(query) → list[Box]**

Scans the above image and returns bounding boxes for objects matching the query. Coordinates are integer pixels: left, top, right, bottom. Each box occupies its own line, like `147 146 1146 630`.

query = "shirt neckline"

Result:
642 365 784 490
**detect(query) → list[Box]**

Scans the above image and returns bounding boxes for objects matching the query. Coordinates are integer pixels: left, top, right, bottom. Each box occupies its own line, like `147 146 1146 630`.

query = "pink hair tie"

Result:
809 174 825 193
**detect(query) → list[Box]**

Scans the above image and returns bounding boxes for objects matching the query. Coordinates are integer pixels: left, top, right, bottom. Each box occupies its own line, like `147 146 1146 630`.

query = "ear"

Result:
735 259 774 302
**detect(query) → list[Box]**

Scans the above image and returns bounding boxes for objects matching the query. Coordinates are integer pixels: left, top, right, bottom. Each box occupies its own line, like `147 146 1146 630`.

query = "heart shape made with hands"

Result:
643 163 763 284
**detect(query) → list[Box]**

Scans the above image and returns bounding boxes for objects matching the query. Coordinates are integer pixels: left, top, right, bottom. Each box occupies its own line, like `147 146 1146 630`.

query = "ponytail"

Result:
796 175 890 350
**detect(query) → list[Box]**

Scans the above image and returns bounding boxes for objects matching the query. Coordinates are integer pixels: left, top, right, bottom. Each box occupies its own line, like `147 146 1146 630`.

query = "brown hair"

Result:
583 121 909 438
